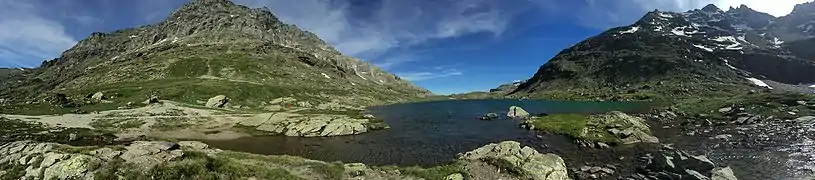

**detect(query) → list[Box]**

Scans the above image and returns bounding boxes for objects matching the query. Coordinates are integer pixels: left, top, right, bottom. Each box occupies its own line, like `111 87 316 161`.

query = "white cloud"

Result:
234 0 520 61
0 0 77 67
396 69 463 81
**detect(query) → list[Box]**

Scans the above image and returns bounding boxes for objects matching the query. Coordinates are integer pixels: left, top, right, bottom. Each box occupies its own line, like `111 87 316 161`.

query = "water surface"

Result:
205 99 650 166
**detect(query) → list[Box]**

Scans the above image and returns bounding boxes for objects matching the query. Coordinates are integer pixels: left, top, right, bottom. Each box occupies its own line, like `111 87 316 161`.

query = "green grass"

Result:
151 117 196 131
0 117 116 145
89 118 146 130
401 162 464 180
529 114 589 138
375 162 464 180
108 151 307 180
528 114 620 143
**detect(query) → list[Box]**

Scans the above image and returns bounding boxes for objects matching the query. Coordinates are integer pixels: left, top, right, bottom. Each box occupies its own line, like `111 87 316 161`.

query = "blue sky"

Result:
0 0 811 94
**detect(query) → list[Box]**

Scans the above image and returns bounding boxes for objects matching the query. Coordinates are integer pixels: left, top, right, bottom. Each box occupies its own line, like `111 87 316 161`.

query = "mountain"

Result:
510 3 815 100
0 0 429 109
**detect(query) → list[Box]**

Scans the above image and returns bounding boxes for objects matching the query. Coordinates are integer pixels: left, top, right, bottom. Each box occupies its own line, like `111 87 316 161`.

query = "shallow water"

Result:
205 100 651 166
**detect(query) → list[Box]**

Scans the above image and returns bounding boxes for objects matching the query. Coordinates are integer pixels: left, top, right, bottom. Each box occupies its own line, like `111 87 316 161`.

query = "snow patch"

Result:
350 82 356 86
671 28 689 36
128 35 139 38
111 56 120 60
746 78 772 89
810 84 815 88
711 36 743 50
771 37 784 47
619 26 640 34
654 26 663 32
658 12 674 18
230 15 236 18
693 44 714 52
321 73 331 79
171 37 179 43
732 23 753 31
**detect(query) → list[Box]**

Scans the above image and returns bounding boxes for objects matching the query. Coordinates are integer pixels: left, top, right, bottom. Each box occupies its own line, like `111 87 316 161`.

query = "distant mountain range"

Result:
509 3 815 100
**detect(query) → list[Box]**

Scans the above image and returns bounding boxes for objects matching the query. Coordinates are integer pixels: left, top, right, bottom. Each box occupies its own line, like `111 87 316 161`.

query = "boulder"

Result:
42 154 101 180
143 95 160 104
459 141 570 180
206 95 229 108
480 113 499 120
445 173 464 180
595 111 659 144
507 106 530 118
245 113 374 137
717 107 732 113
711 167 737 180
91 92 104 101
635 146 726 180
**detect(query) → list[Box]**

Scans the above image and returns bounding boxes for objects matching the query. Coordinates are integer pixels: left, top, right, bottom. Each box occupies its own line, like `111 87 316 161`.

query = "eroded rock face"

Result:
458 141 570 180
508 106 531 118
238 113 375 137
593 111 659 144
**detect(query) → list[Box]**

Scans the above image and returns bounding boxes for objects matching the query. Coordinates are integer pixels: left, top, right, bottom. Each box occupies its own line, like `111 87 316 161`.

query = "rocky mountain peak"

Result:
701 4 722 13
791 1 815 16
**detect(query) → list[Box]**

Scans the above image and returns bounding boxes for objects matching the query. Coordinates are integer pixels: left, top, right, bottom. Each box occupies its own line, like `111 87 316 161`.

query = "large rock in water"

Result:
238 113 374 137
508 106 531 118
458 141 570 180
206 95 229 108
592 111 659 144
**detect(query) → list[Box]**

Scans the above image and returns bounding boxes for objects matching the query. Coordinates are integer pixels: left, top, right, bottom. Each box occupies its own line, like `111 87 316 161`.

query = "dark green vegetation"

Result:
0 117 116 145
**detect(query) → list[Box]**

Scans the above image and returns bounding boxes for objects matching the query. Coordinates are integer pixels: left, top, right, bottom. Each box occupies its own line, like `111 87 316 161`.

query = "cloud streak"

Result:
235 0 525 62
396 69 464 81
0 0 77 67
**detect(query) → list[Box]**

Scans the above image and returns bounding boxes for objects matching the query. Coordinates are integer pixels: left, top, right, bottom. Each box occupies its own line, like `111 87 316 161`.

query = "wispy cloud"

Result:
0 0 77 67
234 0 526 62
396 68 464 81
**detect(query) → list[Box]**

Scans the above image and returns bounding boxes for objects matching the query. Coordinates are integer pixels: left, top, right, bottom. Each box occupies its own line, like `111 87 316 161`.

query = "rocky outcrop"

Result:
480 113 499 120
238 112 383 137
458 141 570 180
0 140 219 180
629 146 738 180
0 140 420 180
592 111 659 144
507 106 530 118
205 95 229 108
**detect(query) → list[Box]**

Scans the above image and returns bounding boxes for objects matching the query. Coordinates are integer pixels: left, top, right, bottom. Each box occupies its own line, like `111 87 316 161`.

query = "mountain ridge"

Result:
509 3 815 100
0 0 429 112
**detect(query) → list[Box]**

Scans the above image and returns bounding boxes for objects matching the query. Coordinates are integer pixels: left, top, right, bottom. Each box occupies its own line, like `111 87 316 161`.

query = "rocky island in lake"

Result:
1 0 815 179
